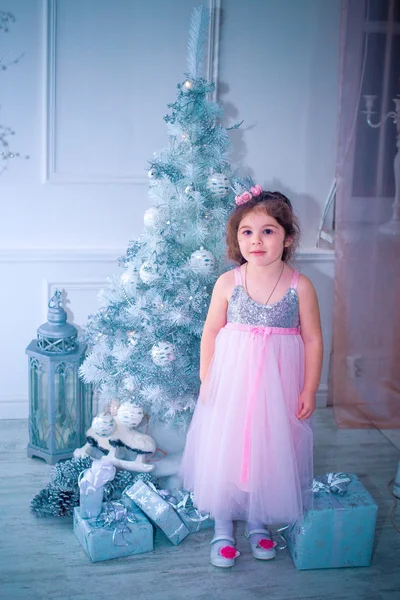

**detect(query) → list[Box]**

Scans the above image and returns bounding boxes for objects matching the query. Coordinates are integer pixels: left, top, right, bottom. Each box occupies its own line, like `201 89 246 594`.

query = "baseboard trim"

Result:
316 384 328 408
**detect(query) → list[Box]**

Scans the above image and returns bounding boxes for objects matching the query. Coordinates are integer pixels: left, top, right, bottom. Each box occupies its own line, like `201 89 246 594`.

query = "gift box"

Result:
124 480 190 545
284 473 378 570
170 489 214 534
73 501 154 562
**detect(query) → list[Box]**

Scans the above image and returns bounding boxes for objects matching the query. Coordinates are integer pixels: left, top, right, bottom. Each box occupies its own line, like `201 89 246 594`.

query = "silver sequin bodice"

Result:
227 285 300 328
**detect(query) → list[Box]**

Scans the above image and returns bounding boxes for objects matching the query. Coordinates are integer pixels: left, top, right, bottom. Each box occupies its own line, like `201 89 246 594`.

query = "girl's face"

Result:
237 209 291 266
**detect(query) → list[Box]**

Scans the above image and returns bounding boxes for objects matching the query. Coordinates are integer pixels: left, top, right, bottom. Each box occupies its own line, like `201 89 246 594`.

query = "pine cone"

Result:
51 456 93 487
31 484 79 518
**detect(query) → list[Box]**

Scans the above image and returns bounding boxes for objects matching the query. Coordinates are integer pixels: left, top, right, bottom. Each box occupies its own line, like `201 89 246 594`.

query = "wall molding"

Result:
43 0 222 184
0 247 334 263
0 382 329 420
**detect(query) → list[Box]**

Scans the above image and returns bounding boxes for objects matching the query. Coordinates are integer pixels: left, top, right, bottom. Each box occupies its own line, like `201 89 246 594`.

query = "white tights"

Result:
214 519 265 540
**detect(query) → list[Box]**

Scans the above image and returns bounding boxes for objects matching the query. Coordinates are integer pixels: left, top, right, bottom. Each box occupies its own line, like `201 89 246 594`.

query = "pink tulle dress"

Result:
180 267 313 525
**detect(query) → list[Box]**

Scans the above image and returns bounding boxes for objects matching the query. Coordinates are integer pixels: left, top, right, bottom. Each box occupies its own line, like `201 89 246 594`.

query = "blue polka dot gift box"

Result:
284 473 378 570
123 480 190 545
73 501 154 562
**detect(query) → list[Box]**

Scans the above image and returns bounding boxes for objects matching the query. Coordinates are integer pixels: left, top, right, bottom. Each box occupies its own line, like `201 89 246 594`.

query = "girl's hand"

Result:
297 390 316 420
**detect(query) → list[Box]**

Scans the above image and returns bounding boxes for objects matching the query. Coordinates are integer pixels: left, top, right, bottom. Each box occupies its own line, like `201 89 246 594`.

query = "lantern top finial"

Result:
36 289 78 354
47 290 67 325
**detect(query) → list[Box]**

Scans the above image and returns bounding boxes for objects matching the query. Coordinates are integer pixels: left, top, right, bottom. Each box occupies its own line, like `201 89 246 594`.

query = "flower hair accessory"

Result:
235 184 263 206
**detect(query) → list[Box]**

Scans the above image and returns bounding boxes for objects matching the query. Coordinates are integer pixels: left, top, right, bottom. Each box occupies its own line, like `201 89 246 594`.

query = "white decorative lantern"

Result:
206 173 230 199
117 403 144 429
144 206 161 228
140 261 160 284
151 342 176 367
91 413 116 437
189 247 215 275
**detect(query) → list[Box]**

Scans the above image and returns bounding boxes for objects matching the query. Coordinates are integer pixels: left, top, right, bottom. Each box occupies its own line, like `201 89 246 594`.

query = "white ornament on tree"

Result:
123 376 136 392
144 206 161 228
189 247 215 275
91 413 116 437
151 342 176 367
140 261 160 284
117 403 145 429
206 173 230 199
121 266 140 295
148 168 157 179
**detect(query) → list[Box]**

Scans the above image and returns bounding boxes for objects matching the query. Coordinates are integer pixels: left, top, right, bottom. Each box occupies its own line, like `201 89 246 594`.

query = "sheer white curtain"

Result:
332 0 400 428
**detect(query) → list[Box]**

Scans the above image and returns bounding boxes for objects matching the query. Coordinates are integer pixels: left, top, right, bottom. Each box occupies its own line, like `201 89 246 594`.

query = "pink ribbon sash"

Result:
224 322 300 485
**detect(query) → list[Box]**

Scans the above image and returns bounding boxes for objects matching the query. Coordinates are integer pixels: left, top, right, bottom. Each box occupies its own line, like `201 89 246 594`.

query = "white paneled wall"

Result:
0 0 340 419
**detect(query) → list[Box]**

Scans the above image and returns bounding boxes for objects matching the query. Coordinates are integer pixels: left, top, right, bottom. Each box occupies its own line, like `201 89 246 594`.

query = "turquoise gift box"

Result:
73 502 154 562
124 480 190 545
284 474 378 570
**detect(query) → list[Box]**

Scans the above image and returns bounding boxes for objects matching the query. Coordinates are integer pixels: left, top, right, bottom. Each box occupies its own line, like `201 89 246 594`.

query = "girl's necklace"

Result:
244 261 285 305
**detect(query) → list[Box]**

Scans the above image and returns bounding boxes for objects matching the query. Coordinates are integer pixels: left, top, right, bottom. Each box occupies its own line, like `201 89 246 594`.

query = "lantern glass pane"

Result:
29 358 49 449
81 382 94 434
54 363 78 451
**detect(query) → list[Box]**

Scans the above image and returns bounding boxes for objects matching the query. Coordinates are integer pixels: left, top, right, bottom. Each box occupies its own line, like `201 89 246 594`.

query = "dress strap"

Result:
290 270 300 290
234 266 243 286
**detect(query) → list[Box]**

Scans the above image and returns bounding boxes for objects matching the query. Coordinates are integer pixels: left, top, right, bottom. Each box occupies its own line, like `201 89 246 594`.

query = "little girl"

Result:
180 186 323 568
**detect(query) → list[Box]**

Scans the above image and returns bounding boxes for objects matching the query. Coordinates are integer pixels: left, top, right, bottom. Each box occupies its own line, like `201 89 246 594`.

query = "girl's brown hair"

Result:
226 191 300 264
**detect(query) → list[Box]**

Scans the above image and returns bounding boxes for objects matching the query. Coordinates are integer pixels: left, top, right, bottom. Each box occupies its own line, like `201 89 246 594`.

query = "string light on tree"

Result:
127 331 141 347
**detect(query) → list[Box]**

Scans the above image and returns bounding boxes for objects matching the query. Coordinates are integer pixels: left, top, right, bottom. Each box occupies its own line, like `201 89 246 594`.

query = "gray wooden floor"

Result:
1 409 399 600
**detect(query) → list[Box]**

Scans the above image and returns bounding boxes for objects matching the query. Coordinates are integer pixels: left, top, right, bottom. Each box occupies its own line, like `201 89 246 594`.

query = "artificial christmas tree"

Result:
80 6 242 429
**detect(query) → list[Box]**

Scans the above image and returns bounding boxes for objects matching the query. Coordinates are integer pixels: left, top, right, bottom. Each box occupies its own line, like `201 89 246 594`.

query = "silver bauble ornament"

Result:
148 168 157 179
206 173 230 199
91 413 116 437
144 206 161 228
151 342 176 367
117 403 144 429
185 185 194 195
139 261 160 284
189 247 215 275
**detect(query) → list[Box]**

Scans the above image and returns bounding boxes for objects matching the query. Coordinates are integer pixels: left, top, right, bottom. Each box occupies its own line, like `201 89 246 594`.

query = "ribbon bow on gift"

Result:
158 488 210 526
145 484 210 525
312 472 352 496
78 459 116 495
89 501 138 547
